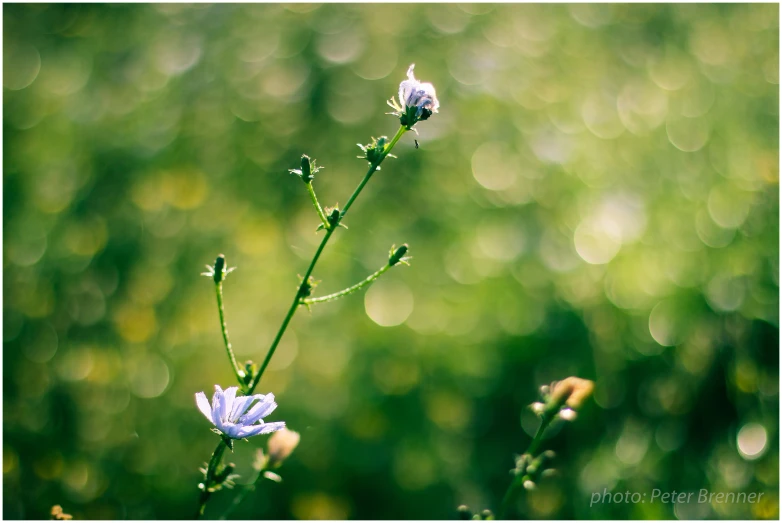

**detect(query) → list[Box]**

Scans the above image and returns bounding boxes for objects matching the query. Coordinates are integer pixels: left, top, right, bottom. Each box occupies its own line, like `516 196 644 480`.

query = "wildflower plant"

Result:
193 65 438 518
458 376 594 520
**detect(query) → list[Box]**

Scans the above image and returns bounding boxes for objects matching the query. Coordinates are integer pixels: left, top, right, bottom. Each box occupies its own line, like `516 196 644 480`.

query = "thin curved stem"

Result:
215 282 244 385
197 439 228 518
246 125 407 395
305 182 330 229
303 264 392 305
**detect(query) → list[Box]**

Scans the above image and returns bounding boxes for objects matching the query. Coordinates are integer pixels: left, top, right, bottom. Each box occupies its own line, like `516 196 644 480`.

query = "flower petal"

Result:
236 421 286 439
222 387 238 421
195 392 214 424
211 386 226 432
221 422 244 439
239 393 277 425
229 394 260 422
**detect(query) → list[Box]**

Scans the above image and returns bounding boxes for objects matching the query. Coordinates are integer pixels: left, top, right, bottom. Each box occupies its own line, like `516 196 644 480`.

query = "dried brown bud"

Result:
267 428 300 468
50 506 72 521
550 377 594 410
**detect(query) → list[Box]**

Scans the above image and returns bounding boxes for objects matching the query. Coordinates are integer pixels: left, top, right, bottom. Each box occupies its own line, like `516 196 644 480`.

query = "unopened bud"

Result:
559 408 577 421
213 254 226 284
457 505 472 520
389 244 409 266
550 377 594 410
267 428 301 468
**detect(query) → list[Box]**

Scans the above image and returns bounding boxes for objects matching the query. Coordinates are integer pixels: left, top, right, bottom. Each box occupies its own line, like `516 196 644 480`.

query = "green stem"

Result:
215 282 244 385
197 439 228 518
303 264 391 305
498 411 555 520
246 125 407 395
305 182 330 229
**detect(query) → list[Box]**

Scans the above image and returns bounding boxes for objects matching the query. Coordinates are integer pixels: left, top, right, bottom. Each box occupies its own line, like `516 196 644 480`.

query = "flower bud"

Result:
389 244 409 266
289 154 322 184
51 506 72 521
480 509 494 520
549 377 594 410
267 428 300 468
559 408 577 421
457 505 472 520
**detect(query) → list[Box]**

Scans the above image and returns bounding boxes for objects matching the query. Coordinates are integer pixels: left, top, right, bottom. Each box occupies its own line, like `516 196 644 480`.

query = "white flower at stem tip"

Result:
195 385 285 439
388 64 439 129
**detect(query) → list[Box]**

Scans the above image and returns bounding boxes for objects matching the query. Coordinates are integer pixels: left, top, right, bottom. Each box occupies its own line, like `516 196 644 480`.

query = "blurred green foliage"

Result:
3 3 779 520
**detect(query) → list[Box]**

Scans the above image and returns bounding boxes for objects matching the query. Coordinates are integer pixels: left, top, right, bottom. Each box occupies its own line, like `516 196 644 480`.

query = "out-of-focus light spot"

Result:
327 84 374 125
539 228 581 273
737 423 768 460
579 449 620 493
113 304 158 343
238 31 280 63
261 62 310 100
676 75 715 117
695 209 735 248
24 322 58 363
56 347 94 382
315 29 365 65
674 496 711 520
582 92 626 140
649 299 686 347
3 447 19 475
471 141 519 191
427 5 472 34
707 184 752 229
3 43 41 90
424 391 472 432
153 32 202 76
292 493 350 520
656 420 687 452
617 79 669 135
574 216 622 265
128 353 170 398
531 127 573 164
393 446 436 491
476 218 526 262
351 46 398 80
569 4 613 28
496 294 545 336
372 359 421 396
689 22 732 66
447 45 486 86
705 274 745 312
34 452 64 480
666 114 710 152
365 280 413 327
64 216 107 257
615 420 651 465
6 220 47 267
39 48 92 96
649 50 693 91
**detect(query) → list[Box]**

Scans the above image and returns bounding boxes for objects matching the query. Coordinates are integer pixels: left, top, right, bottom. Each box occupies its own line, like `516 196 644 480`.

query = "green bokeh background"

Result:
3 3 779 520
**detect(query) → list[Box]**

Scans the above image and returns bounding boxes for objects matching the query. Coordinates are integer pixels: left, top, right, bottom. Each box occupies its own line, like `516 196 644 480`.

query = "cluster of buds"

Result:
387 64 440 130
457 505 494 521
512 450 557 490
199 460 239 493
530 376 594 422
357 136 393 167
289 154 323 184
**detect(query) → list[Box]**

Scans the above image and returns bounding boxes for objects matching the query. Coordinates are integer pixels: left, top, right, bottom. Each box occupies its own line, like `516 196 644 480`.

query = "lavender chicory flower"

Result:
196 385 285 439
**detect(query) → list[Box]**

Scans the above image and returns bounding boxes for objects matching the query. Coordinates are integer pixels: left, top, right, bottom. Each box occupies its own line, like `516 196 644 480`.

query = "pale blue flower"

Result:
196 385 285 439
397 64 439 119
